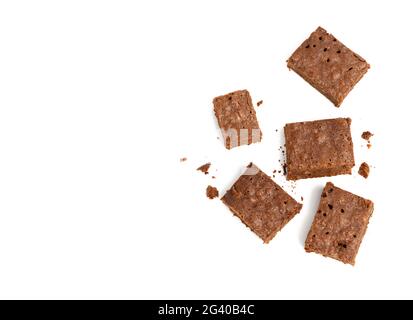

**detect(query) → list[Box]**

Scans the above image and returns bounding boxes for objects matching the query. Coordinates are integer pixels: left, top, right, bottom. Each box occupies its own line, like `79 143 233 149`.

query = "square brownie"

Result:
287 27 370 107
305 182 374 265
221 163 302 243
213 90 262 149
284 118 355 180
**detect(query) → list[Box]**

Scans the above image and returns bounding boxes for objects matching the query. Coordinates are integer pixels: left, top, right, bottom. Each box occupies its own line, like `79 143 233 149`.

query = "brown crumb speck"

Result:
197 162 211 174
361 131 374 141
206 185 218 199
282 163 287 176
358 162 370 179
180 157 187 162
301 196 304 201
367 143 372 149
257 100 263 107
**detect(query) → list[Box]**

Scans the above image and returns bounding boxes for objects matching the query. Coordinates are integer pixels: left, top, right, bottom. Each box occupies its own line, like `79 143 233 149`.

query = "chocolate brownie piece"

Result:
287 27 370 107
305 182 374 265
213 90 262 149
284 118 355 180
221 163 302 243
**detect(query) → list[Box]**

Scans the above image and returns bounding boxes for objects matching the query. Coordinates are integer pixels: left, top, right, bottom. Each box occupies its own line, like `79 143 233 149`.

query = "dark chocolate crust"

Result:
213 90 262 149
305 182 374 265
287 27 370 107
284 118 355 180
221 163 302 243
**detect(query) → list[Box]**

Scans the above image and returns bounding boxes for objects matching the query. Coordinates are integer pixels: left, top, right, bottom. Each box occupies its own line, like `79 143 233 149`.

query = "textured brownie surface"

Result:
287 27 370 107
213 90 262 149
305 182 374 265
284 118 355 180
221 163 302 243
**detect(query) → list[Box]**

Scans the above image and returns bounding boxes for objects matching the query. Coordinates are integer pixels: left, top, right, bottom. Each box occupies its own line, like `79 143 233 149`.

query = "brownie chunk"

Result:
206 186 219 199
221 163 302 243
358 162 370 179
213 90 262 149
287 27 370 107
305 182 374 265
284 118 355 180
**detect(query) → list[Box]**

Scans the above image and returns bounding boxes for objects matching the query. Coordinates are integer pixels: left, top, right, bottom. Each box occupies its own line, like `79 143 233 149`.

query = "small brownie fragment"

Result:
180 157 187 162
197 162 211 175
362 131 374 149
358 162 370 179
305 182 374 265
206 186 219 199
213 90 262 149
287 27 370 107
361 131 374 140
257 100 263 107
284 118 355 180
221 163 302 243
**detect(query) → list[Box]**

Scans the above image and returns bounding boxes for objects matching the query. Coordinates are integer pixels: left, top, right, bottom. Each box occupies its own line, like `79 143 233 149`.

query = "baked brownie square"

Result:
287 27 370 107
305 182 374 265
284 118 355 180
213 90 262 149
221 163 302 243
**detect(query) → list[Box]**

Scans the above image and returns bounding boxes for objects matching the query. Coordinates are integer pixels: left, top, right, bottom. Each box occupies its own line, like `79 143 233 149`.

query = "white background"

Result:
0 0 412 299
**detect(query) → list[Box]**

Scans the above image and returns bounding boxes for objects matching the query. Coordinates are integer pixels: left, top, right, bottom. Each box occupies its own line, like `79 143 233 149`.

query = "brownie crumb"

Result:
212 176 216 179
206 186 219 199
367 143 372 149
361 131 374 141
358 162 370 179
180 157 187 162
257 100 263 107
301 196 304 201
197 162 211 174
282 163 287 176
